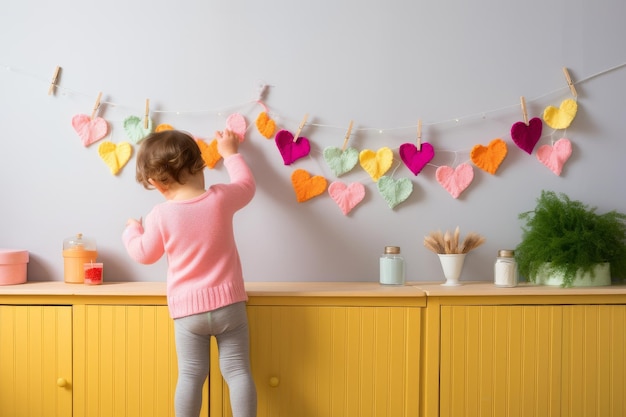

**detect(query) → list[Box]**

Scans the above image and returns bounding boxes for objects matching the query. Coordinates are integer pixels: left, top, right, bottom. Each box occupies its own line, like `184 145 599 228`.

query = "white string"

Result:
2 61 625 135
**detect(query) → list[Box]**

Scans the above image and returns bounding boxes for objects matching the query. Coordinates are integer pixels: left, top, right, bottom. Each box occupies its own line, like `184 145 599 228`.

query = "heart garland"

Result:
123 115 154 143
359 147 393 182
510 117 543 154
98 141 133 175
436 163 474 199
71 114 109 147
543 99 577 130
470 138 508 175
255 111 277 139
291 169 327 202
377 176 413 209
536 138 572 176
197 138 222 169
323 146 359 177
328 181 365 215
226 113 247 142
399 142 434 175
275 130 311 165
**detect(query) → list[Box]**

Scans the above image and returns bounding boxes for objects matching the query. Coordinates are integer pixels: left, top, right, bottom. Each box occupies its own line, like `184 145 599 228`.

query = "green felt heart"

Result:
123 115 154 143
323 146 359 177
377 176 413 209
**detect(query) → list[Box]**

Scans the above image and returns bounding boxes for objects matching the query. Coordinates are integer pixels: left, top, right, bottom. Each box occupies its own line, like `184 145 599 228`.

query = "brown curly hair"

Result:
135 130 206 189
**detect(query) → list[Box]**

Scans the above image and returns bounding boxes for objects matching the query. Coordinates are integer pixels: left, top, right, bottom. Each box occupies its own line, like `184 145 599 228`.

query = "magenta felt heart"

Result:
399 142 434 175
275 129 311 165
511 117 543 154
536 138 572 176
72 114 109 146
436 163 474 199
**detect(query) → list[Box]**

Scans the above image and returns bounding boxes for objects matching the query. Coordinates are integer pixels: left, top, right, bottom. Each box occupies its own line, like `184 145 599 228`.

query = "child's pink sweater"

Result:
122 154 256 319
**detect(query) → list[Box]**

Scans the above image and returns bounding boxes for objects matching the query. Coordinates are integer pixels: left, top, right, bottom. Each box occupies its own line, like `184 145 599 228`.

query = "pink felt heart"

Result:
511 117 543 154
275 129 311 165
436 163 474 199
399 142 434 175
72 114 108 146
536 138 572 176
328 181 365 215
226 113 247 142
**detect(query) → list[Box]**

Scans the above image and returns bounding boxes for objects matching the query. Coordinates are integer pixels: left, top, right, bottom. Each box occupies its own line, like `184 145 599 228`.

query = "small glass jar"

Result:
380 246 405 286
494 249 518 287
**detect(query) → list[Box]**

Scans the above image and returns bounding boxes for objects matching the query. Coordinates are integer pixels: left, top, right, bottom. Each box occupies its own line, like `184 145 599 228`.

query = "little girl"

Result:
122 129 257 417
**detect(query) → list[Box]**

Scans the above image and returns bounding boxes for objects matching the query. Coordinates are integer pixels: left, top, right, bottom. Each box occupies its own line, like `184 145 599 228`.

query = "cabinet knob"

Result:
57 378 68 388
269 376 280 387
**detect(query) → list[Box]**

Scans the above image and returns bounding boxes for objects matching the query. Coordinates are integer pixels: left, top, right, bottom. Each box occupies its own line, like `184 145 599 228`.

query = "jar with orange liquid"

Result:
63 233 97 283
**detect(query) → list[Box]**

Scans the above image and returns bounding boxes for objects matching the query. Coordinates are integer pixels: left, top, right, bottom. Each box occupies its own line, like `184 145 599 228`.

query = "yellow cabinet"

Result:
211 302 422 417
437 304 626 417
72 304 208 417
0 305 73 417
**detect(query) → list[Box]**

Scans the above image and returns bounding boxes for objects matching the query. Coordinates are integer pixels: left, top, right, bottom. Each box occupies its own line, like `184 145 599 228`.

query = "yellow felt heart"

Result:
543 99 578 129
291 169 327 203
98 141 132 175
359 147 393 182
470 138 507 175
255 111 276 139
197 138 221 169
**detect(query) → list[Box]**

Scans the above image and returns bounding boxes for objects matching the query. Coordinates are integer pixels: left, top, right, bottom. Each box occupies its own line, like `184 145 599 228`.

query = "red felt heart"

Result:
275 130 311 165
511 117 543 154
399 142 435 175
72 114 108 146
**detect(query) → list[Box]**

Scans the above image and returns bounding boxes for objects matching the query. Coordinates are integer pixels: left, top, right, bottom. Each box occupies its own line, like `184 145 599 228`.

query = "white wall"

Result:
1 0 625 283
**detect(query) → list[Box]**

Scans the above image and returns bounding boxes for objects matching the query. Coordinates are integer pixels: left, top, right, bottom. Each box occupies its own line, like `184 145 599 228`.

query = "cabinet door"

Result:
0 305 73 417
560 305 626 417
73 305 208 417
440 305 563 417
212 305 421 417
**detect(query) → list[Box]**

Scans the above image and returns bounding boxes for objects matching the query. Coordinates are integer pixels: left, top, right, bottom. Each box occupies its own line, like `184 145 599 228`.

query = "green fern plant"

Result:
515 190 626 287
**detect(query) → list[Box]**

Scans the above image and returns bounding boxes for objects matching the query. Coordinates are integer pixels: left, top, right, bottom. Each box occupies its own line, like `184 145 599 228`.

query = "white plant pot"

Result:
534 262 611 287
438 254 466 286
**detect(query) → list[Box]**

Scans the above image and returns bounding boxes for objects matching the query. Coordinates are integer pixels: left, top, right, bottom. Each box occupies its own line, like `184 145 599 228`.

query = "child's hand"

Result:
126 217 142 228
216 129 239 158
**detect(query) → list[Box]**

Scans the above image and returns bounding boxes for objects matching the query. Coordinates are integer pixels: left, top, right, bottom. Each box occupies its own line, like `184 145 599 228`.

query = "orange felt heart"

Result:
470 138 508 175
291 169 327 203
155 123 174 132
359 147 393 182
255 111 276 139
197 138 221 169
543 99 577 130
98 141 132 175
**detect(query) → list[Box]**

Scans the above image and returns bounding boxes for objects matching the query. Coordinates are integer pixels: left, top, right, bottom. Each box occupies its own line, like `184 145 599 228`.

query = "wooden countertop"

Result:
1 280 626 298
413 281 626 296
0 281 425 298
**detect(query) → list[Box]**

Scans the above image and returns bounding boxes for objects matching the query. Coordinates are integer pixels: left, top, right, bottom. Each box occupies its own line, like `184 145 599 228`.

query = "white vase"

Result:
438 253 467 286
534 262 611 287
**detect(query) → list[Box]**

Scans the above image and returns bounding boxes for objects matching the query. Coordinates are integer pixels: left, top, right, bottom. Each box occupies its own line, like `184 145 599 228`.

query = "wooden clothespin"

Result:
520 96 529 125
416 119 423 151
293 113 308 142
48 66 61 95
341 120 354 151
91 92 103 119
144 99 150 129
562 67 578 98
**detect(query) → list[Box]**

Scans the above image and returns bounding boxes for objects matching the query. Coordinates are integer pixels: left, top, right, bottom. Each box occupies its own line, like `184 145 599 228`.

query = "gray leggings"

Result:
174 301 257 417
